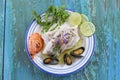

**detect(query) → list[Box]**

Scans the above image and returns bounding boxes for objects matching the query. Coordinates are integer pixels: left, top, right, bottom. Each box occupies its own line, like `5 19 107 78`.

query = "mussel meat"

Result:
70 47 85 58
64 54 72 65
43 57 59 65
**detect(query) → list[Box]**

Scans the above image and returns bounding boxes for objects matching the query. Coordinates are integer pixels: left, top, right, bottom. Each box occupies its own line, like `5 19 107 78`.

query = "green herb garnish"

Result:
53 45 60 54
32 6 69 33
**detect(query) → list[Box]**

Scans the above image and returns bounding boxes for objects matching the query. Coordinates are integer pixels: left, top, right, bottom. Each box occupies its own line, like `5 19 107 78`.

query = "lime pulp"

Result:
67 12 82 26
79 22 95 37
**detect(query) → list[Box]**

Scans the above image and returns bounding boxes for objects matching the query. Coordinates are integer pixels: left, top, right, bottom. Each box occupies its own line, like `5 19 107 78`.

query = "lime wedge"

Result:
67 12 81 26
80 22 95 37
81 14 89 23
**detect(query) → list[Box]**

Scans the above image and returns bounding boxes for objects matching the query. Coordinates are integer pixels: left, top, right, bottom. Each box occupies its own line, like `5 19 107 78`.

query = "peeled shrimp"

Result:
28 33 44 59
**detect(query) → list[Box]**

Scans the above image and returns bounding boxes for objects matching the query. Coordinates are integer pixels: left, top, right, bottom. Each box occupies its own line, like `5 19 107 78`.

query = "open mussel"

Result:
64 54 72 65
70 47 85 58
43 57 59 65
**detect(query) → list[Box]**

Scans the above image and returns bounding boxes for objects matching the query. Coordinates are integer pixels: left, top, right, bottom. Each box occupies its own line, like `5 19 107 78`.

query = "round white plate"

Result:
25 10 95 75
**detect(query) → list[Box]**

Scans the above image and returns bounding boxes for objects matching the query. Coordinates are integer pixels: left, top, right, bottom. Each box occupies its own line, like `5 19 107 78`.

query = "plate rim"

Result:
25 11 95 76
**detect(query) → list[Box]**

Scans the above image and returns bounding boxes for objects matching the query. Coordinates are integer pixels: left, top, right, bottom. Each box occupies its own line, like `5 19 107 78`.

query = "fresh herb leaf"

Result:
32 11 41 24
52 44 61 57
32 6 69 33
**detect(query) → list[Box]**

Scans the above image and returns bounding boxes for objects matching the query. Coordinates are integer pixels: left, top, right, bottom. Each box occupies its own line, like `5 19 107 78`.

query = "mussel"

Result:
43 57 59 65
64 54 72 65
70 47 85 58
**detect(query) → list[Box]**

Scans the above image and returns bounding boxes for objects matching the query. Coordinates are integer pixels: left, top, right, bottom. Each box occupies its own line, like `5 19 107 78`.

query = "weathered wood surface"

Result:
0 0 5 80
2 0 120 80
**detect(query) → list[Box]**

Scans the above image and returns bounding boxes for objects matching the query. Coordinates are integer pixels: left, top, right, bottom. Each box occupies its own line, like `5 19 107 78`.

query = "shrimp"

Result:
28 33 44 59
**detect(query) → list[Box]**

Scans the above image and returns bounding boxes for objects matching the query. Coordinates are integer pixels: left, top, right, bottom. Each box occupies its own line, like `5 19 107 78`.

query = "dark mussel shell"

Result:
43 58 53 64
64 54 72 65
70 47 85 58
43 57 59 65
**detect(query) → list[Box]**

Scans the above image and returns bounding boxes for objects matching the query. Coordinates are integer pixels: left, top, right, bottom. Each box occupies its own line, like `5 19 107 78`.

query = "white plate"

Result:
25 10 95 75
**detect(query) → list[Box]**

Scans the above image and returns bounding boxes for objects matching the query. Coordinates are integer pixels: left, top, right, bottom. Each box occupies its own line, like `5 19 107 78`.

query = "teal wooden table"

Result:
0 0 120 80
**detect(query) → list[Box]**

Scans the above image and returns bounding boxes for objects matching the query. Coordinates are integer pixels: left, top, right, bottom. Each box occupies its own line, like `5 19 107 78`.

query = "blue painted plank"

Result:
95 0 120 80
0 0 5 80
4 0 120 80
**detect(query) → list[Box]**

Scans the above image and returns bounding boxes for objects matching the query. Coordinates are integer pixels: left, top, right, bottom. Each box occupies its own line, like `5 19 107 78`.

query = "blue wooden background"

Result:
0 0 120 80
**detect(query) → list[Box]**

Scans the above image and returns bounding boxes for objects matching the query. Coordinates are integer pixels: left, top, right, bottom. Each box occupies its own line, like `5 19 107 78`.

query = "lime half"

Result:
81 14 89 23
80 22 95 37
67 12 81 26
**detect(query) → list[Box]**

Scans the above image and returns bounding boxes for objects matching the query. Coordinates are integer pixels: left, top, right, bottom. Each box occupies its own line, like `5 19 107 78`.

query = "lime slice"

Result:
67 12 81 26
80 22 95 37
81 14 89 23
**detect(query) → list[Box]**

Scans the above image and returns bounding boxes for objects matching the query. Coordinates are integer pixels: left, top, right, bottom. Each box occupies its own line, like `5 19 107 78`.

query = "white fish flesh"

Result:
42 22 80 55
